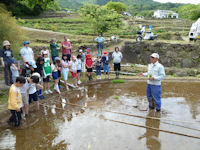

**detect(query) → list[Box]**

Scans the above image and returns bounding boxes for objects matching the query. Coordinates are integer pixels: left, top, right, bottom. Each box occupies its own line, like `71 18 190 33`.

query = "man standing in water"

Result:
139 53 165 112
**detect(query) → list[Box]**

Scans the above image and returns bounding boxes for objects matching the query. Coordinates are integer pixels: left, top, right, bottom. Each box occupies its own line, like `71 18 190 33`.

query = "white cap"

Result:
42 51 48 55
151 53 159 59
79 49 83 52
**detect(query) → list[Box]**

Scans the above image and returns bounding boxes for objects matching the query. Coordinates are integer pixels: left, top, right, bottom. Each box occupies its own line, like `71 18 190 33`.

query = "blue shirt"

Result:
143 61 165 85
95 37 105 43
101 56 109 65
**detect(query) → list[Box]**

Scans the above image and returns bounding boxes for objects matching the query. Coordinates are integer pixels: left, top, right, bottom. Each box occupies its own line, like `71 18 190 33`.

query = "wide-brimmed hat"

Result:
3 40 10 46
151 53 159 59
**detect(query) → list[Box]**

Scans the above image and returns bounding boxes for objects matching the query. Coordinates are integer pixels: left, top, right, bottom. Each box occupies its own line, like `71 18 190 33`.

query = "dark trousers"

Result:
4 63 12 85
9 110 22 127
96 66 101 75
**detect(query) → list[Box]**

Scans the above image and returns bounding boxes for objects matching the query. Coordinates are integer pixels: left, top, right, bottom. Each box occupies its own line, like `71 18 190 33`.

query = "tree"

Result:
0 4 24 58
79 4 123 34
105 1 127 14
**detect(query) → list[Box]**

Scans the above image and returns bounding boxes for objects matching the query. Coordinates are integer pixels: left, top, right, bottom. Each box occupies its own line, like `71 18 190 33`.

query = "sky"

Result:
154 0 200 4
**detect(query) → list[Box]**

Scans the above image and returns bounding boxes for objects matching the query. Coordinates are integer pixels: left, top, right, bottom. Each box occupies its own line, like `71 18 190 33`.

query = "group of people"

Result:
1 32 166 128
1 35 125 127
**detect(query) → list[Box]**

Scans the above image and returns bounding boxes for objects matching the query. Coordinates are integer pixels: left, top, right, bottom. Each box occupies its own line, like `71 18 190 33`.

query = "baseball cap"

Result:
28 61 37 68
86 54 92 58
151 53 159 59
79 49 83 53
24 41 30 45
104 52 108 54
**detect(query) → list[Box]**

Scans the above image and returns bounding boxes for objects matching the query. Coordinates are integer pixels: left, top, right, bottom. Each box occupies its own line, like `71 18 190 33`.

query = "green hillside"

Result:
56 0 183 16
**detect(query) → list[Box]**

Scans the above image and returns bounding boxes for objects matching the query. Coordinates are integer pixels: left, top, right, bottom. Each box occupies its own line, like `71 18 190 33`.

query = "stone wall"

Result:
122 41 200 68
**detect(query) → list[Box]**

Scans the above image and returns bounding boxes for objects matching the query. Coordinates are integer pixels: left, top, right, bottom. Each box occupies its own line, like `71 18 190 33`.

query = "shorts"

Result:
77 70 81 73
58 70 61 78
103 65 109 73
62 70 69 81
114 63 121 71
52 71 59 80
71 72 77 78
87 68 93 72
29 92 38 104
43 76 50 82
21 93 28 105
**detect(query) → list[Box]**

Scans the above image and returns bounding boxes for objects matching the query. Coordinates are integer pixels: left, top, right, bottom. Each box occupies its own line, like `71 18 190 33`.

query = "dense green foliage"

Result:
105 1 127 14
0 5 24 58
79 4 123 34
0 0 60 16
178 4 200 20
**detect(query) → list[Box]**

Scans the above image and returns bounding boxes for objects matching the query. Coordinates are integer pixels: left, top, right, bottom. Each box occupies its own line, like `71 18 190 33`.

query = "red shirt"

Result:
86 58 93 68
61 41 71 55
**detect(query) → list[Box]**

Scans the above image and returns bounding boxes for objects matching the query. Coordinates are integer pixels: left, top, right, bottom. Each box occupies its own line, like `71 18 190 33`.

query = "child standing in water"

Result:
7 76 25 127
70 56 78 87
61 54 70 90
95 56 101 79
77 54 82 84
51 57 61 94
86 54 93 81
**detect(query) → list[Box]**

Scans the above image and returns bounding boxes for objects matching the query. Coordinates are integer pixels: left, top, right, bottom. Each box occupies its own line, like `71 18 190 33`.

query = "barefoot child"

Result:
61 54 70 90
86 54 93 81
70 56 78 87
8 76 25 127
51 57 61 94
42 51 52 94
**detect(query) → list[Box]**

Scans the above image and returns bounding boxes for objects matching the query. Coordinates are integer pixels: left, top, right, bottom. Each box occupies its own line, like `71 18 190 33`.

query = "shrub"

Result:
0 5 25 59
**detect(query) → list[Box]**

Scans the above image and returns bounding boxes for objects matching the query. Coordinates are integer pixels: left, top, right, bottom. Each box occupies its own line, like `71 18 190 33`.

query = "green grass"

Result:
114 96 119 100
112 79 125 83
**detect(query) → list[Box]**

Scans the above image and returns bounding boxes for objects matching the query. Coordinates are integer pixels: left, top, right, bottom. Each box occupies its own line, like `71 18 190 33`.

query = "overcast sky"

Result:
154 0 200 4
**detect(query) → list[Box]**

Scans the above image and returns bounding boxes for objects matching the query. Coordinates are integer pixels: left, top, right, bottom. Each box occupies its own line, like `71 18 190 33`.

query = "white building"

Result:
153 10 179 19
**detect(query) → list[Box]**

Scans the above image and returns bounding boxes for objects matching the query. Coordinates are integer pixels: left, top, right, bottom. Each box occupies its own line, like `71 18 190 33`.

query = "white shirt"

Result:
28 83 37 94
20 46 34 63
77 59 82 70
51 64 58 72
70 61 78 72
20 79 29 94
112 51 123 63
143 61 165 85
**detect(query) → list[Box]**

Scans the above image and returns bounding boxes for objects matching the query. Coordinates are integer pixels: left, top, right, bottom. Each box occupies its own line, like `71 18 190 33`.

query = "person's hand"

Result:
149 77 154 81
16 108 21 112
139 72 143 77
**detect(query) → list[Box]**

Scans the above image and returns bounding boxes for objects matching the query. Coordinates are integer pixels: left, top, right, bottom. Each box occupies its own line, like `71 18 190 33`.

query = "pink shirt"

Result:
61 41 71 55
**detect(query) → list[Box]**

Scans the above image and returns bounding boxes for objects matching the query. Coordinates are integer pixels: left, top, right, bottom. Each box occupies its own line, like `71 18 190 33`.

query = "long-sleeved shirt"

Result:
95 37 105 43
112 51 123 63
143 61 165 85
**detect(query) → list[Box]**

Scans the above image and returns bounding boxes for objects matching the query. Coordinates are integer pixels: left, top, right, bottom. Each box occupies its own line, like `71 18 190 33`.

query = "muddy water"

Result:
0 80 200 150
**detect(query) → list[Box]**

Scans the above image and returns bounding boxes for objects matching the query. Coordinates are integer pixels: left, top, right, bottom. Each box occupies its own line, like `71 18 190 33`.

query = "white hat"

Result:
151 53 159 59
42 51 48 55
79 49 83 52
3 40 10 46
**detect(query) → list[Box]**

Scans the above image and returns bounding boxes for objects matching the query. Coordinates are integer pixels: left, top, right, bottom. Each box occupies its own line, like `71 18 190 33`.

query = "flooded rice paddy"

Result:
0 80 200 150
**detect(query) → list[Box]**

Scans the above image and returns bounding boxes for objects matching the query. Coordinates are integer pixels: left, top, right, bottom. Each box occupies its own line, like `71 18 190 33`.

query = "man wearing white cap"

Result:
20 41 35 64
139 53 165 112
